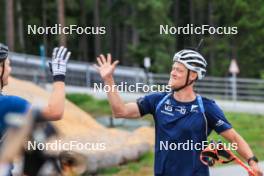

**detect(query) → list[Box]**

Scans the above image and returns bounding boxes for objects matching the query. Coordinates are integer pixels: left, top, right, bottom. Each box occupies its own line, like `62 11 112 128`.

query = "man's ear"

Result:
189 71 198 81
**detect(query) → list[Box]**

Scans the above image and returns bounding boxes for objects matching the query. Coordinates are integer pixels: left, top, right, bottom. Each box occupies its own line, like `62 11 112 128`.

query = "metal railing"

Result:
150 73 264 102
8 52 264 102
9 52 147 87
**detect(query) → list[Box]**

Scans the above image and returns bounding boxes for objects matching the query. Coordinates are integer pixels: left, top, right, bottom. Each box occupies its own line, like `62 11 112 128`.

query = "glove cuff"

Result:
53 75 65 82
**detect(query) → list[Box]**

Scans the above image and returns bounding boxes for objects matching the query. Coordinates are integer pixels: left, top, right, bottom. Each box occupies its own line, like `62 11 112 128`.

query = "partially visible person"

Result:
0 43 71 175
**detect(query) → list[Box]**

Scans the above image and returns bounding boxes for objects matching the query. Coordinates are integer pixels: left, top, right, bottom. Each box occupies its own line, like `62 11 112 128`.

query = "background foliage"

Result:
1 0 263 77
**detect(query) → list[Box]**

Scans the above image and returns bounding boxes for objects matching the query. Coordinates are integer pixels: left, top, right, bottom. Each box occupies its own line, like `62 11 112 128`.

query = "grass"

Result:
66 93 264 175
66 93 111 117
94 152 154 176
209 112 264 161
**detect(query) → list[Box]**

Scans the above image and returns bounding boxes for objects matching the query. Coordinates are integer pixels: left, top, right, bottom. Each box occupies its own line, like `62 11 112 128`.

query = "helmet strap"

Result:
0 62 5 90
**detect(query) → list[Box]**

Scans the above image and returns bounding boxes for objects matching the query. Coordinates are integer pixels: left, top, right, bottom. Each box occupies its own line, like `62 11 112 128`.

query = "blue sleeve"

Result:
205 100 232 134
8 96 30 114
136 93 165 116
0 96 30 134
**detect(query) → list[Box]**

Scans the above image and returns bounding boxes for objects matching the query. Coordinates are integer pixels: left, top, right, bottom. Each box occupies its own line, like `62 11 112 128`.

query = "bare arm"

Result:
42 81 65 120
41 46 71 121
94 54 141 119
221 128 263 176
221 129 253 160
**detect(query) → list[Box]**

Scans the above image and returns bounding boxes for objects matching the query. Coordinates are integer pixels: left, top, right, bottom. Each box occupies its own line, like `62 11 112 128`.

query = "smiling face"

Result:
0 59 12 87
168 62 197 90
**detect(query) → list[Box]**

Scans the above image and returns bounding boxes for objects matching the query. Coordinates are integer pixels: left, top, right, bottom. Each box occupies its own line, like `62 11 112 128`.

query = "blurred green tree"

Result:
0 0 263 78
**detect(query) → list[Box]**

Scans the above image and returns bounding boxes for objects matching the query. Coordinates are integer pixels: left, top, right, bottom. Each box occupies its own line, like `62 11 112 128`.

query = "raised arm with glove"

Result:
42 46 71 120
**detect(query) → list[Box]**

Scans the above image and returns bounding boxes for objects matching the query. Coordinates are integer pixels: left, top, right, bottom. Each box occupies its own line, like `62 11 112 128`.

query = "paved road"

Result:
210 161 264 176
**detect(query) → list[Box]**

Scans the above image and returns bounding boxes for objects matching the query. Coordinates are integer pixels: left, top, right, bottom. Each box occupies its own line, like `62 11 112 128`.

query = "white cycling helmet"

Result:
173 49 207 80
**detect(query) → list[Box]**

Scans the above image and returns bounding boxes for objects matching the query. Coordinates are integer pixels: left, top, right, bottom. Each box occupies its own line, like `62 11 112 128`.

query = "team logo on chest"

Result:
174 106 186 114
164 99 173 112
190 105 199 112
160 99 174 116
160 99 187 115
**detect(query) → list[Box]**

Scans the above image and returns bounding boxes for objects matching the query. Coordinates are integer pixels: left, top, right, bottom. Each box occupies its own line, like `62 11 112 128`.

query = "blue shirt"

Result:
137 92 232 176
0 95 30 137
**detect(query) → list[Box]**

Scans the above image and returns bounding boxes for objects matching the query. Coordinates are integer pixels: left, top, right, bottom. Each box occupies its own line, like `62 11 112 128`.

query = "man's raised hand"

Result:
94 54 119 81
49 46 71 82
